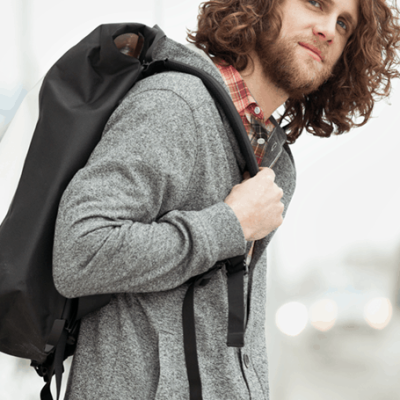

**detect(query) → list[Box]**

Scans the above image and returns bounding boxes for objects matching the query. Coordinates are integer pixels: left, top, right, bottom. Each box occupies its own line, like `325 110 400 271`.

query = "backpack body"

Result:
0 22 165 365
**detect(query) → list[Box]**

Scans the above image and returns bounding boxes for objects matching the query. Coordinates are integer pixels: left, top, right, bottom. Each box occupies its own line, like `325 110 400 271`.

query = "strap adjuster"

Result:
225 254 246 276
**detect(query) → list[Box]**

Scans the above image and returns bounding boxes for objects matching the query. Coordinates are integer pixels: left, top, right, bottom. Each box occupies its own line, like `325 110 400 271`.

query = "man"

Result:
53 0 400 399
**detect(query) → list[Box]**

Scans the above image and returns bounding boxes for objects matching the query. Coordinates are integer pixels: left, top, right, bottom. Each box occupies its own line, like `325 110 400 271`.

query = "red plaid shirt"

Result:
214 61 275 263
214 62 276 166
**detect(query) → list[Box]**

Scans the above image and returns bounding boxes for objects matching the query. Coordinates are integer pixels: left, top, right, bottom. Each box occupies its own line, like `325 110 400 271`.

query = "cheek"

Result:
278 20 291 39
329 41 347 65
279 6 305 38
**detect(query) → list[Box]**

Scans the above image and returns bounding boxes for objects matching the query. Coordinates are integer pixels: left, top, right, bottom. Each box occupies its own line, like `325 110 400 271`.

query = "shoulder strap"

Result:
142 59 256 400
143 59 259 177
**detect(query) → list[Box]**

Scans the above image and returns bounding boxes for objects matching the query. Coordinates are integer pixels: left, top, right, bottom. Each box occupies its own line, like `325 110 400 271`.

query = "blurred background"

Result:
1 0 400 399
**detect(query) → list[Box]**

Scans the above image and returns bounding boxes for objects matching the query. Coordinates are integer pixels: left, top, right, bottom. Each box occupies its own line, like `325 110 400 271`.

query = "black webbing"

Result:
54 329 67 400
182 264 224 399
40 325 68 400
182 281 203 400
143 59 259 178
225 255 246 347
40 379 52 400
182 257 246 399
155 58 253 399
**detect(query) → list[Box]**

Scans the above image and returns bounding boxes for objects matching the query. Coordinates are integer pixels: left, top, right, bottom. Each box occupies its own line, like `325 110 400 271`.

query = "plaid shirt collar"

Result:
214 61 276 166
214 62 267 121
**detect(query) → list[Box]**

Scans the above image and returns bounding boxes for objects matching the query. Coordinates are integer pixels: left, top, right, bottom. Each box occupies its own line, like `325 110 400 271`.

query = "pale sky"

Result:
1 0 400 285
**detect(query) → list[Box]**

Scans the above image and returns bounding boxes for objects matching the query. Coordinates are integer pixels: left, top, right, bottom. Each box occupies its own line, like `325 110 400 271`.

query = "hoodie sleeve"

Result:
53 87 246 298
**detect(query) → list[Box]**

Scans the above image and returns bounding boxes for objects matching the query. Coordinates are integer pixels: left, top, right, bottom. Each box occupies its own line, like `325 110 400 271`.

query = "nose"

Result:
313 16 336 45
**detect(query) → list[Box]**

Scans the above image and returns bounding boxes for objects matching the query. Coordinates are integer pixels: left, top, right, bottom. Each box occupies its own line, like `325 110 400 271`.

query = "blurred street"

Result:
267 243 400 400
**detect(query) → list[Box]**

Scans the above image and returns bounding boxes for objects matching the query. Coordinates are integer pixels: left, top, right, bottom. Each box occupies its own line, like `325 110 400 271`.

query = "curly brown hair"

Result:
187 0 400 143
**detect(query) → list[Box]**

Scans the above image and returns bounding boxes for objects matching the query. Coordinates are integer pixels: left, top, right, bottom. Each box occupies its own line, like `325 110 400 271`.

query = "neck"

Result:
240 51 288 120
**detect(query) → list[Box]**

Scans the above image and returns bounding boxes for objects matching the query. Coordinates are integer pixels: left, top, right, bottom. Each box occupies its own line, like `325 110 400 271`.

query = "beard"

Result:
256 34 335 100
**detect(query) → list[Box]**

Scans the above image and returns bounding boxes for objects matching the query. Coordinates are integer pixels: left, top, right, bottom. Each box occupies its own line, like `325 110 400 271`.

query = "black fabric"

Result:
226 255 246 347
0 23 165 364
40 381 52 400
182 257 246 399
182 263 225 400
144 59 259 177
39 328 67 400
54 328 68 400
183 282 203 400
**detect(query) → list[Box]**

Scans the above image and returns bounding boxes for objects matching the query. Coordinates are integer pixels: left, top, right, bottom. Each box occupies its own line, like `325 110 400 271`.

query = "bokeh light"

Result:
276 302 308 336
364 297 392 330
309 299 338 332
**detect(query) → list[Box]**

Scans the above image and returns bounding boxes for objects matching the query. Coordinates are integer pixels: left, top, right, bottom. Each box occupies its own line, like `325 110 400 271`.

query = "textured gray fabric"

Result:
53 37 296 400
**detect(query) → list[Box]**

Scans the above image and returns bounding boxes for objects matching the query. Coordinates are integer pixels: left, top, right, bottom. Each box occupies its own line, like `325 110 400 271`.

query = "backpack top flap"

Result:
0 23 165 363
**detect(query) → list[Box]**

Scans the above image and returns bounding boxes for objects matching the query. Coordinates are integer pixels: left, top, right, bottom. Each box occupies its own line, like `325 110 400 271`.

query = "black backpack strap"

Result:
143 59 259 178
38 327 68 400
225 255 247 347
182 255 246 400
142 59 257 399
182 282 202 400
32 298 79 400
182 263 224 400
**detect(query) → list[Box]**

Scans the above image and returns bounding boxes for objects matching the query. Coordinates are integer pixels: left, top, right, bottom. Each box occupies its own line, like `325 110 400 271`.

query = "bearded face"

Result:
256 34 335 100
256 0 358 100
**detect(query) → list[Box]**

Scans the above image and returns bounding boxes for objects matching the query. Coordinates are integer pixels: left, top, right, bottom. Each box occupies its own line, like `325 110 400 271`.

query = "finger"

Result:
268 168 276 180
259 167 275 180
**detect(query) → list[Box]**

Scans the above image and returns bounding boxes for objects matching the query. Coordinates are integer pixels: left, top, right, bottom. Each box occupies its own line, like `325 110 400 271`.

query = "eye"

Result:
337 20 347 31
308 0 322 8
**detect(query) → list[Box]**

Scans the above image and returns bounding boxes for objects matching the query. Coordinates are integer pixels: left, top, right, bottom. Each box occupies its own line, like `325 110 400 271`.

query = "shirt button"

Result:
254 106 261 115
243 354 250 369
257 138 265 145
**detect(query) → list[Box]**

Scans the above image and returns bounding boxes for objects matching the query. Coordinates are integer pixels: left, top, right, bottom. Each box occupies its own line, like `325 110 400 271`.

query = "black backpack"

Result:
0 22 261 400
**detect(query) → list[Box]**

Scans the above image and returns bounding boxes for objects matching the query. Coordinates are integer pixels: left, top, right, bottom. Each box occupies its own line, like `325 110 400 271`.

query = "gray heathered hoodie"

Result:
53 36 296 400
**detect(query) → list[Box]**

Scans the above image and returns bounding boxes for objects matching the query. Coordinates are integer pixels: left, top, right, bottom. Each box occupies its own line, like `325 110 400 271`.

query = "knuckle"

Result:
275 202 283 214
269 169 276 179
262 167 275 178
273 184 283 198
276 212 283 222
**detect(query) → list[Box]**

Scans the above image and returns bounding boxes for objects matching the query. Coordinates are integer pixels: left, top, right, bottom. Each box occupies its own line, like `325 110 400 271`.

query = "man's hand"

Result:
224 167 284 241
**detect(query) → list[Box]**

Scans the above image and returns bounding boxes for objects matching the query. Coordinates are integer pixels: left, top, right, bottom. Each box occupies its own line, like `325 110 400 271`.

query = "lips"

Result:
298 42 324 62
